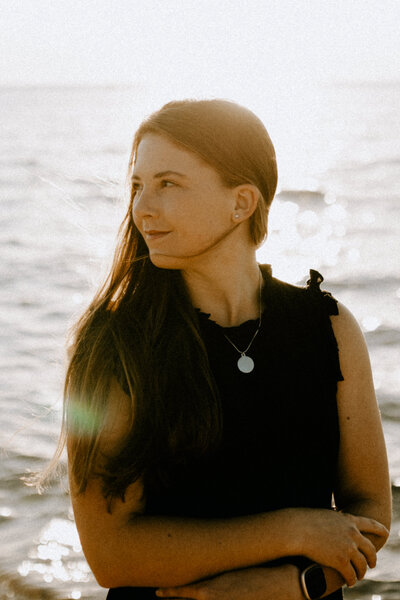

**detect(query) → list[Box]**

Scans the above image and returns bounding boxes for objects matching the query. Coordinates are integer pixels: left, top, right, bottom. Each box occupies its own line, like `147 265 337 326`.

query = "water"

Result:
0 84 399 599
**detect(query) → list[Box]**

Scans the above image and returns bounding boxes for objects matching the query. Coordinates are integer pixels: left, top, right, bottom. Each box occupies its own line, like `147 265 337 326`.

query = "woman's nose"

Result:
132 187 159 219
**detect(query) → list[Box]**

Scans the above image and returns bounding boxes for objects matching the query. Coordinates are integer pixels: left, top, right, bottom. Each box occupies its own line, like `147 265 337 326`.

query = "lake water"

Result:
0 83 399 599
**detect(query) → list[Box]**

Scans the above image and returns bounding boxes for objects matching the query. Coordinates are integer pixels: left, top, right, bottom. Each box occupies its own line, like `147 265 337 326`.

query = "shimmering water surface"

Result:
0 84 399 599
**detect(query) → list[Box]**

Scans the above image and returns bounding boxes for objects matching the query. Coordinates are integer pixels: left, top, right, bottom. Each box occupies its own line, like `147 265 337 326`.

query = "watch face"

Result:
305 565 327 600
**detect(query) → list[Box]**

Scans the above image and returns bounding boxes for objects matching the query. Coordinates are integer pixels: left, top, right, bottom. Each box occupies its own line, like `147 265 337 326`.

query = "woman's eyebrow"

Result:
131 170 188 180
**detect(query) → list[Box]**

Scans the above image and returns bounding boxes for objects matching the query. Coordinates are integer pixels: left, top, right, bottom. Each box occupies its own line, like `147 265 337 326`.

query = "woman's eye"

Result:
132 180 176 193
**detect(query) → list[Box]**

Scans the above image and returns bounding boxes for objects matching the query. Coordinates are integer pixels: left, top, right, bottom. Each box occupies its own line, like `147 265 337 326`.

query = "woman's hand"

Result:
156 564 302 600
155 509 388 599
293 508 388 587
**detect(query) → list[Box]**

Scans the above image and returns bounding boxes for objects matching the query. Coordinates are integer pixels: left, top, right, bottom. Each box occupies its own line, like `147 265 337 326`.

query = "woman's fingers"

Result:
156 587 179 597
156 585 195 598
345 513 389 538
351 547 369 581
340 561 358 588
357 533 377 569
334 530 377 586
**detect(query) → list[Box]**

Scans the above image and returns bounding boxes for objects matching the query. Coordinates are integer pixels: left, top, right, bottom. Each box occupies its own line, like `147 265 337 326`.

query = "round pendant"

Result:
237 355 255 373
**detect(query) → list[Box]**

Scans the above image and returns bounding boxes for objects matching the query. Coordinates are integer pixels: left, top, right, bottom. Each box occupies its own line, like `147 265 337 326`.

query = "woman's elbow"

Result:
92 570 115 590
81 546 117 589
378 490 393 541
376 509 392 550
80 531 157 589
84 551 137 589
368 498 392 551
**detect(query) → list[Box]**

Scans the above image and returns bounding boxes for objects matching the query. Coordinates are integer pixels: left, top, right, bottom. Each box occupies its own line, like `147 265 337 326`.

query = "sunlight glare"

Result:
361 211 376 225
18 518 90 584
0 506 12 517
347 248 361 263
324 204 347 223
362 316 381 332
297 210 320 232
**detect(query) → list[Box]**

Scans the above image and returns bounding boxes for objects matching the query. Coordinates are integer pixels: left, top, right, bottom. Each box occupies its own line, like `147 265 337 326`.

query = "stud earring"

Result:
234 214 240 219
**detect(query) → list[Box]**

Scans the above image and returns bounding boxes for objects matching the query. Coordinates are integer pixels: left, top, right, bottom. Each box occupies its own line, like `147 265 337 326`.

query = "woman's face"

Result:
131 133 240 269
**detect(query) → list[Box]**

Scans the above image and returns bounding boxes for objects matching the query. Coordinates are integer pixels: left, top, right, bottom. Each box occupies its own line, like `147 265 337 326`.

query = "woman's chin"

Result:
148 251 187 271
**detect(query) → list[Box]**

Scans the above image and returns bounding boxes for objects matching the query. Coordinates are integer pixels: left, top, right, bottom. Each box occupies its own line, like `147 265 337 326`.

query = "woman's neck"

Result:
181 253 262 328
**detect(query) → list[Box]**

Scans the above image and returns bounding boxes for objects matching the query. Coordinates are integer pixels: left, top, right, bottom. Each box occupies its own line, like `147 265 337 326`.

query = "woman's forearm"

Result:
75 498 386 589
71 457 308 589
84 508 301 588
71 467 388 589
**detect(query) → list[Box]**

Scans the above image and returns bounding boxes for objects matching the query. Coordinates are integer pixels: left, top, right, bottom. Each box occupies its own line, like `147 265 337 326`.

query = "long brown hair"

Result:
54 99 278 501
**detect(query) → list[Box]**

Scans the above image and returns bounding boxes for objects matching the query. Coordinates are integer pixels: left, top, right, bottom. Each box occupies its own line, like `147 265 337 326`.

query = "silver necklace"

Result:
223 271 262 373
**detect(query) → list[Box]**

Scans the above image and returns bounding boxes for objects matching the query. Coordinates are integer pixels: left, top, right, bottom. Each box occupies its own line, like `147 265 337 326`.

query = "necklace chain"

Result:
223 270 262 372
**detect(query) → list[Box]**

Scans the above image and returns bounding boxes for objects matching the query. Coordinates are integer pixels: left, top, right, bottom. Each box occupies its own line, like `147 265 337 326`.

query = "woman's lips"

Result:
144 230 171 241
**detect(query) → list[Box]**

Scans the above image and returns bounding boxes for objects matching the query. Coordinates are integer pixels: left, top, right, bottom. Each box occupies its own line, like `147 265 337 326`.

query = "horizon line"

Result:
1 78 400 90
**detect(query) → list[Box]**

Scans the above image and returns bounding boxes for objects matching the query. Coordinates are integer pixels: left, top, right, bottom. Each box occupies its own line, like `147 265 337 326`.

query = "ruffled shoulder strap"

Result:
306 269 340 317
305 269 343 382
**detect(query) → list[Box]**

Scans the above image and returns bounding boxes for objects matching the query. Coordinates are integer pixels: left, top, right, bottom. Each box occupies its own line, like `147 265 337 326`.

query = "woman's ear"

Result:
232 184 261 222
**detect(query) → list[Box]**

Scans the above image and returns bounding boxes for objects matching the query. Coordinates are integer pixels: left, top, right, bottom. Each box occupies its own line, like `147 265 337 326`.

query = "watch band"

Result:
300 563 327 600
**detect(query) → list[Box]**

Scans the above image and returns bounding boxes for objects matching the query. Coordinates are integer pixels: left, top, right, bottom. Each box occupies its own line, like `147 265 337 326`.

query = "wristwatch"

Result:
300 563 327 600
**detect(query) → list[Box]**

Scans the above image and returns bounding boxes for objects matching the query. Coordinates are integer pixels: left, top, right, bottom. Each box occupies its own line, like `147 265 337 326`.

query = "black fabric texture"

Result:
107 265 344 599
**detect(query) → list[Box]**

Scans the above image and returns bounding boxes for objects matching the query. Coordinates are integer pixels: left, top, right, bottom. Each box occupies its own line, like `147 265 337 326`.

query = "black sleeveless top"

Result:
107 266 344 599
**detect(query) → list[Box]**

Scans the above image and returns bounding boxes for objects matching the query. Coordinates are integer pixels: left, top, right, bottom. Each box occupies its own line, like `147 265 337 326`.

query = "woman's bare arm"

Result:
69 373 388 589
319 302 392 593
155 302 392 599
293 303 392 597
332 303 391 533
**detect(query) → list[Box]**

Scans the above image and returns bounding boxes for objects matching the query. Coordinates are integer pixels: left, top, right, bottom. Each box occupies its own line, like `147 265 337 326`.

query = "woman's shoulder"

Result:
262 265 340 317
328 300 368 365
262 265 347 381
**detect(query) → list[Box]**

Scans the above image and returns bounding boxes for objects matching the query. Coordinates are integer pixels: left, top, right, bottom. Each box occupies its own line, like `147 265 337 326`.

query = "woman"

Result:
64 99 391 600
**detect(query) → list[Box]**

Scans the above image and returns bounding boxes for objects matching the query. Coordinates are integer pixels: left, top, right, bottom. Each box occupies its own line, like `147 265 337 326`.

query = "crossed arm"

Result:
69 303 391 598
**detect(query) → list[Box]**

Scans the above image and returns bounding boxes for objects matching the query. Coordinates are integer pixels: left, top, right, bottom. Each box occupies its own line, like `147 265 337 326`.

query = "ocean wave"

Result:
364 327 400 346
0 158 41 169
330 157 400 173
0 574 57 600
380 401 400 422
329 275 400 290
276 189 325 202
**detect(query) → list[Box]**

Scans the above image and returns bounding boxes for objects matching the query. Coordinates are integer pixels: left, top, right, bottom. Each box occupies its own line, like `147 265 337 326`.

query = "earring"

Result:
234 214 240 219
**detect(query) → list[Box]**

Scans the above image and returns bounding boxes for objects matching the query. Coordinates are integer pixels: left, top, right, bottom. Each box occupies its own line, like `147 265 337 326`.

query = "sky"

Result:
1 0 400 97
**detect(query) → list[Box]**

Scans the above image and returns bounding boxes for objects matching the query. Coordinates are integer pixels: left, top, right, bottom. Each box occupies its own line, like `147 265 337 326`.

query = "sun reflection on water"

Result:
257 192 349 282
0 506 12 518
18 518 90 588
